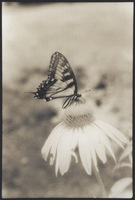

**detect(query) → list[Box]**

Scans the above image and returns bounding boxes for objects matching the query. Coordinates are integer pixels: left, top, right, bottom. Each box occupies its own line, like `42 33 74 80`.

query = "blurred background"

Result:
2 2 133 198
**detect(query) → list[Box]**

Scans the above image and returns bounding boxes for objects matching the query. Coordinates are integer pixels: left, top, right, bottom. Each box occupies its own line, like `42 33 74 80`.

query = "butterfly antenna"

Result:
81 89 91 94
24 92 36 94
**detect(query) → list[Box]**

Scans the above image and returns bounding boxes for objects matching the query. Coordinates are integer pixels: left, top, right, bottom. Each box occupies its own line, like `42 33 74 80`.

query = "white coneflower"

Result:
41 98 127 196
42 98 127 175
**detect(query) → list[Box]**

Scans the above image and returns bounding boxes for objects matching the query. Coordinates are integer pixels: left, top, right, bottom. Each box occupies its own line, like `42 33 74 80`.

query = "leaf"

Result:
109 190 133 198
111 177 132 194
119 162 132 168
113 162 131 172
119 142 132 162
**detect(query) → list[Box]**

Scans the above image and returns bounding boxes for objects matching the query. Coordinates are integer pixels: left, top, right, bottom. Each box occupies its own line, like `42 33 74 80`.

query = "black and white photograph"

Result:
2 2 133 198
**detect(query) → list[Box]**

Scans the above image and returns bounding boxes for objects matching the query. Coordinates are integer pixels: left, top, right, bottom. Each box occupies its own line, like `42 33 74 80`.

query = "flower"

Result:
41 98 128 176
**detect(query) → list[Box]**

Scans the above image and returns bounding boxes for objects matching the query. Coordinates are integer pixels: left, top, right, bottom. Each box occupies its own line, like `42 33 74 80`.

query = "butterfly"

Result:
32 52 86 109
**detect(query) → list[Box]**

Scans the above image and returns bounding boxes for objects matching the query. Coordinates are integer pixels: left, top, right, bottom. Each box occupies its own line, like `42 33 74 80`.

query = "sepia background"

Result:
2 2 133 198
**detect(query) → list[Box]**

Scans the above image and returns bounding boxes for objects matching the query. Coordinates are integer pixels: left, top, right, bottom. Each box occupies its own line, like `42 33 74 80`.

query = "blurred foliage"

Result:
2 2 132 198
109 140 132 197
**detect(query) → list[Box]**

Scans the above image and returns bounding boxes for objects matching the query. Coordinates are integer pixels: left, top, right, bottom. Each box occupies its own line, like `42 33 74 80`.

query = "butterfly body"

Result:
33 52 82 108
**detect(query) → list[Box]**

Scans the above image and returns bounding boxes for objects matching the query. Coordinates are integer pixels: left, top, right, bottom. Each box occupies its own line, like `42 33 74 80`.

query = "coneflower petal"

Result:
92 132 107 163
96 120 128 145
71 151 78 163
78 127 92 175
71 128 80 150
94 124 116 162
55 129 74 176
95 143 107 164
95 126 123 148
85 127 98 172
41 122 66 161
86 125 107 164
49 128 66 165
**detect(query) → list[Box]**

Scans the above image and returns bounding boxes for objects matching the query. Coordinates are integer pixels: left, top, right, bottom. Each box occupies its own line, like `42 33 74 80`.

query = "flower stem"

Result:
93 165 107 197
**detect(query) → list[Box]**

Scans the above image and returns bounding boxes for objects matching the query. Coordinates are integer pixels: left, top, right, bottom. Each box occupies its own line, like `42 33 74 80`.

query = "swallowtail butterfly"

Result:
32 52 84 109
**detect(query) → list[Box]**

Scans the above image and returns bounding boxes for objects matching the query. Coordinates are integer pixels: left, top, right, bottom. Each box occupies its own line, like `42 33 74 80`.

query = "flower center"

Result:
63 98 95 127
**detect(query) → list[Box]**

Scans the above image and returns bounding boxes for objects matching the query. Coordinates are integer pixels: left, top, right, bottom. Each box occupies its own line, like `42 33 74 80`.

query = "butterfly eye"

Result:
45 97 52 101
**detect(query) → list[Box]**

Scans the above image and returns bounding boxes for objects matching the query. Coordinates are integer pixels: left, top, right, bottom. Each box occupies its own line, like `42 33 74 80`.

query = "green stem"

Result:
93 165 107 198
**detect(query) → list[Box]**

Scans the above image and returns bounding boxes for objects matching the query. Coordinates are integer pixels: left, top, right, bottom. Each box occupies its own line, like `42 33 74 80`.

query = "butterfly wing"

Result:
34 52 78 101
62 95 78 109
